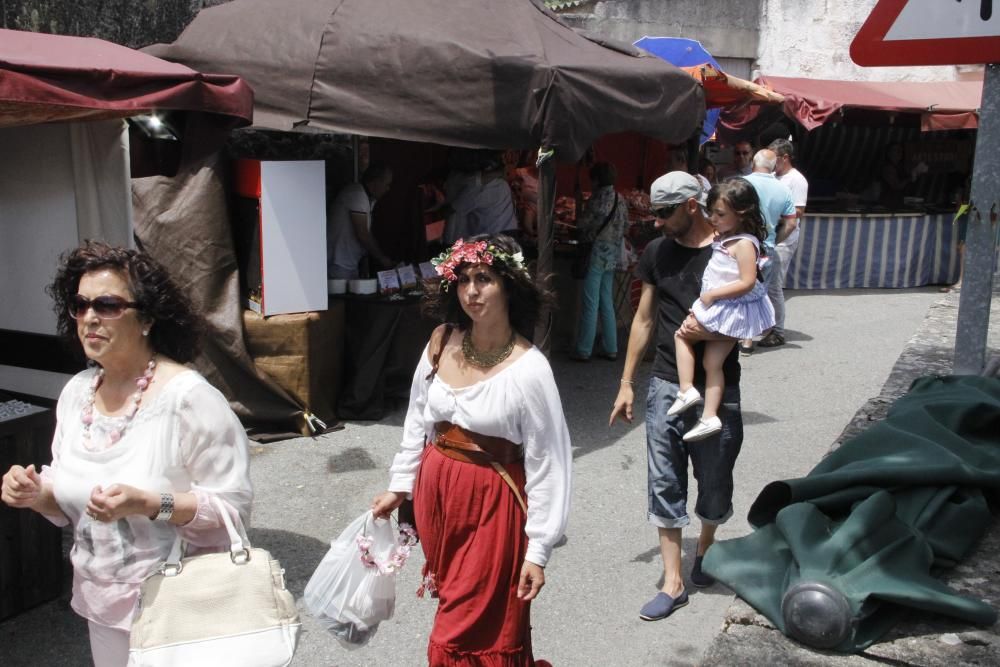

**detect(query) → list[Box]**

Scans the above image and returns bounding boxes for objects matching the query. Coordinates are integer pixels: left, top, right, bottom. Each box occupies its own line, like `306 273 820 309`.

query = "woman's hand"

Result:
86 484 156 523
371 491 406 520
1 464 43 508
517 561 545 601
699 293 716 308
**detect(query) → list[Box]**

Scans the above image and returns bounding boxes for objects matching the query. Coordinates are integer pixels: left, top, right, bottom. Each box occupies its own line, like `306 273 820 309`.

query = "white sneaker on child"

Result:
667 387 703 416
683 416 722 442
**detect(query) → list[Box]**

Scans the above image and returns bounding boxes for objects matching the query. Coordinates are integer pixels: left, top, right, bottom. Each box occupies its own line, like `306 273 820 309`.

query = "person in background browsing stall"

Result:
769 138 808 289
328 162 395 279
740 149 797 353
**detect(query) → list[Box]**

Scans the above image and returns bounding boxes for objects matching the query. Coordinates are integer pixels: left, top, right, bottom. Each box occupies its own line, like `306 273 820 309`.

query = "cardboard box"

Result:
242 301 345 424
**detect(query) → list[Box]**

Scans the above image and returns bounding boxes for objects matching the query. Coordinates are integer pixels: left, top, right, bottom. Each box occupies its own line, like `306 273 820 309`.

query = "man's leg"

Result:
644 376 692 616
573 262 603 358
658 527 684 597
691 384 744 540
597 268 618 356
697 523 718 557
764 250 785 341
760 249 785 344
776 229 799 287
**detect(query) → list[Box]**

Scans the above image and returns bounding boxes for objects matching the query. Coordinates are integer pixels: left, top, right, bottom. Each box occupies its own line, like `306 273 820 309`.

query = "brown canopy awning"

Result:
0 28 253 128
146 0 704 161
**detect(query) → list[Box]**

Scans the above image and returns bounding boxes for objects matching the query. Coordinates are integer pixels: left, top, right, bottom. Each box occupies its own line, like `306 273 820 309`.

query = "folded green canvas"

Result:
704 375 1000 653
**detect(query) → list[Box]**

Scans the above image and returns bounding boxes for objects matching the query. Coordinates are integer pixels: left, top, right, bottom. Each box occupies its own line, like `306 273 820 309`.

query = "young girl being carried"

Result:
669 179 775 441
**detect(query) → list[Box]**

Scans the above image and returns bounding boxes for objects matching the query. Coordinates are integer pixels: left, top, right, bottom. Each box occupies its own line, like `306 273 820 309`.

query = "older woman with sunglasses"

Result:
0 241 252 666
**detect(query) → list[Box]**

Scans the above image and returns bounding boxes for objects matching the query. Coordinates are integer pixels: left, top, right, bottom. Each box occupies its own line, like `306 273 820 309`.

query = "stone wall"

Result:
1 0 233 48
756 0 964 82
556 0 761 60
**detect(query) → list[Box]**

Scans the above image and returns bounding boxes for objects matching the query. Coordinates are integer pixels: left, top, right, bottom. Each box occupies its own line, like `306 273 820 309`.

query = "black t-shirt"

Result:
636 236 741 387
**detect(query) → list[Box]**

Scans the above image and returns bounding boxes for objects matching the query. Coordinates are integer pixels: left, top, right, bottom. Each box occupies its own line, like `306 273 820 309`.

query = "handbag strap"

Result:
591 194 619 241
425 324 454 380
163 496 250 572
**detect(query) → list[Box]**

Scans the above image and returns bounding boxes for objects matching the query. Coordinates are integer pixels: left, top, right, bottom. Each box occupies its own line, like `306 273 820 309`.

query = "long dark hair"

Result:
707 179 768 246
422 234 555 341
49 240 205 363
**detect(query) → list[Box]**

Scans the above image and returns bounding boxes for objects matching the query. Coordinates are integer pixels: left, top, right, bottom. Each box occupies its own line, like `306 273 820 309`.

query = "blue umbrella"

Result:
634 36 721 143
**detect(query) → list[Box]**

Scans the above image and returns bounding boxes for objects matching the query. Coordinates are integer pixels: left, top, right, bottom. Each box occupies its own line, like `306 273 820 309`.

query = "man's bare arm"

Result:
350 211 392 267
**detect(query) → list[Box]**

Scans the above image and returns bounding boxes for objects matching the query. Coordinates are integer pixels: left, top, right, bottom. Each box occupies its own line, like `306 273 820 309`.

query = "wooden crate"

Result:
0 405 62 621
242 300 345 425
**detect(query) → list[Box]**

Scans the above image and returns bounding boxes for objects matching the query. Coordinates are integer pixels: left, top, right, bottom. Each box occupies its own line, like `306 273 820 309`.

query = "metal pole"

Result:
352 135 360 182
534 156 557 354
954 63 999 374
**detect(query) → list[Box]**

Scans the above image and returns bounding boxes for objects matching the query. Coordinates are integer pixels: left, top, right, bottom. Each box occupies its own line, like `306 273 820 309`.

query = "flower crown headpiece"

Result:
431 238 528 289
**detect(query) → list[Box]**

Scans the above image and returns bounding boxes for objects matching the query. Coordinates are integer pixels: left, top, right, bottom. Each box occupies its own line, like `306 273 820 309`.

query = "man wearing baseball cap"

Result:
610 172 745 621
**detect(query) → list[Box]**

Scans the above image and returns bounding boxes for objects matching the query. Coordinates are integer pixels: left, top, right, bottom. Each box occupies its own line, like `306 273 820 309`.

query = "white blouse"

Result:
41 368 253 630
388 346 572 567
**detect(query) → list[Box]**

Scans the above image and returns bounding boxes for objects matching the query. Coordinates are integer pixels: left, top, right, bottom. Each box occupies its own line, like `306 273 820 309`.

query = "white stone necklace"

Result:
81 358 156 451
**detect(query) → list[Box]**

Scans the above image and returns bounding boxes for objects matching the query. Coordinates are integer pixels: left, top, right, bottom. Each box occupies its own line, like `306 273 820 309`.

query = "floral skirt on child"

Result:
691 281 775 339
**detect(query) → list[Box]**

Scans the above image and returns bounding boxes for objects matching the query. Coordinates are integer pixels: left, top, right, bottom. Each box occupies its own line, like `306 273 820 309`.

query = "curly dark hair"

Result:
422 234 555 341
48 241 205 363
707 179 768 246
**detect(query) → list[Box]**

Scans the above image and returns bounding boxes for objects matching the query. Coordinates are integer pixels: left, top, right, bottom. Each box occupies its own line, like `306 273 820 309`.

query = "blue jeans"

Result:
763 249 785 335
575 264 616 357
645 376 744 528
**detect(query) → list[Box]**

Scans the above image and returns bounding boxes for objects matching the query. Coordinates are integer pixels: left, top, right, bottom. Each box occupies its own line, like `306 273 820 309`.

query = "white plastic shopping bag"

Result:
303 511 415 648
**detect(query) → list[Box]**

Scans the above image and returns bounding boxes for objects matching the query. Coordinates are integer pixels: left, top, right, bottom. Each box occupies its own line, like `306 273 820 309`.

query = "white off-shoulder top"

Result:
388 345 572 567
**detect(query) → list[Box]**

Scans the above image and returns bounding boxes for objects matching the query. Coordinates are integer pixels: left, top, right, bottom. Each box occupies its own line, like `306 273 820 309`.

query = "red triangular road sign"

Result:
852 0 1000 67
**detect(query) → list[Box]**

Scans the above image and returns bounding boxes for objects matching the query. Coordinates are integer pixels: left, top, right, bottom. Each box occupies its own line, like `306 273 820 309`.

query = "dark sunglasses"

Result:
68 294 141 320
652 203 681 219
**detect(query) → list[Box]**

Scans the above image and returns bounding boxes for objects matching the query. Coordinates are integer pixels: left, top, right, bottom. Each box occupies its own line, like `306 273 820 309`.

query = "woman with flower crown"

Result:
0 241 252 666
372 234 572 666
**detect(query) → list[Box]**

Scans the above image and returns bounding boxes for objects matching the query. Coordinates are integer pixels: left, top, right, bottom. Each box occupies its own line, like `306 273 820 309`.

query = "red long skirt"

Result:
414 445 534 667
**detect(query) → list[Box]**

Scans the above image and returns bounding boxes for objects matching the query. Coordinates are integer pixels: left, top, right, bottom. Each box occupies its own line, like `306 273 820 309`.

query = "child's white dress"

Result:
690 233 775 339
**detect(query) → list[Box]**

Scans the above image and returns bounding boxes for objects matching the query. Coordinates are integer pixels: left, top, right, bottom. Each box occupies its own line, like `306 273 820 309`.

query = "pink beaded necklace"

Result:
81 358 157 451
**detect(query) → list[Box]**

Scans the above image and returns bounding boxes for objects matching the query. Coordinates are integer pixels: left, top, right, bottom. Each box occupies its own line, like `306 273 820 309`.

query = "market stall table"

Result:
786 212 961 290
0 399 61 621
335 292 437 420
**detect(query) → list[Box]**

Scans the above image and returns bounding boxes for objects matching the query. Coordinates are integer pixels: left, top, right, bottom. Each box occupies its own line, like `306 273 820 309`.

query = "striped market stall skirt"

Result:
786 214 963 290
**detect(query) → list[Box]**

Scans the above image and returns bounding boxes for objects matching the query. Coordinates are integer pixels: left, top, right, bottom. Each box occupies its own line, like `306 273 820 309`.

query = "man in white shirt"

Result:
327 163 394 279
743 150 797 351
443 155 518 242
769 138 809 287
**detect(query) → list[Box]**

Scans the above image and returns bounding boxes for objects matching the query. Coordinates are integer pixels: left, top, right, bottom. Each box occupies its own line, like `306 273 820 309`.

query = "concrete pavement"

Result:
0 286 952 666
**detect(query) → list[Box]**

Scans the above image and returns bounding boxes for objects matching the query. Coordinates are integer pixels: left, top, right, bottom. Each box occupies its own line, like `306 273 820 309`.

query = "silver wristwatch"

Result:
152 493 175 522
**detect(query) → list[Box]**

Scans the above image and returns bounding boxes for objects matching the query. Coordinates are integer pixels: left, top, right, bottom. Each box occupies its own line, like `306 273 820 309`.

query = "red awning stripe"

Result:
759 75 983 131
0 29 253 128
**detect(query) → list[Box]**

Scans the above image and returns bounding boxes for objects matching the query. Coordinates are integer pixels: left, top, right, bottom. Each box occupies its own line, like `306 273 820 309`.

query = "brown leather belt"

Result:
432 421 527 512
434 421 524 464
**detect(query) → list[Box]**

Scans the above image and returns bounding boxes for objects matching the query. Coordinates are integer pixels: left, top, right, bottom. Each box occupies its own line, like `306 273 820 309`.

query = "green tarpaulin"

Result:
704 375 1000 653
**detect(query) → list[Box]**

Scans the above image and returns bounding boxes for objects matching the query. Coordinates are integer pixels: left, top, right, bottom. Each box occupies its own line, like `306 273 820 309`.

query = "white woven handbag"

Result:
128 499 300 667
